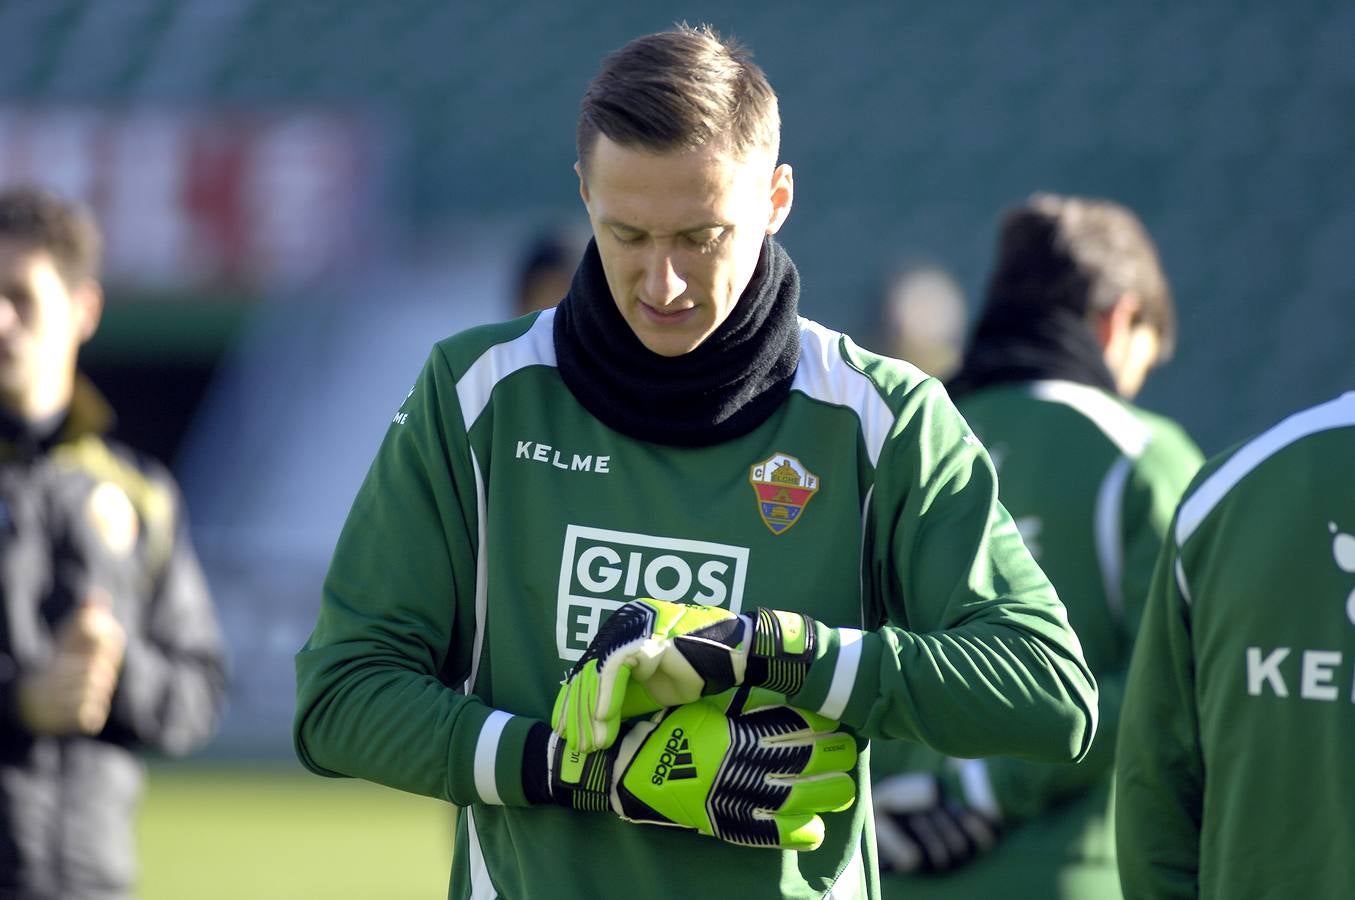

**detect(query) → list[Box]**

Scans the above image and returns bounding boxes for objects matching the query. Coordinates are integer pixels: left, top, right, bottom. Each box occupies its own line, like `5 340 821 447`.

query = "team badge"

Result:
748 453 820 535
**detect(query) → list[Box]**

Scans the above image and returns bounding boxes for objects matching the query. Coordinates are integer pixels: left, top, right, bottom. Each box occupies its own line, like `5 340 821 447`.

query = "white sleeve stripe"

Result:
1176 392 1355 546
456 308 557 432
818 628 864 720
473 710 512 806
1094 456 1131 624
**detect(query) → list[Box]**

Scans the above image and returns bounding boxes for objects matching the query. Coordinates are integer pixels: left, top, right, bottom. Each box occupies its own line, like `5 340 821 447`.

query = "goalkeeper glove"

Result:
873 759 1001 874
545 688 856 851
553 597 816 753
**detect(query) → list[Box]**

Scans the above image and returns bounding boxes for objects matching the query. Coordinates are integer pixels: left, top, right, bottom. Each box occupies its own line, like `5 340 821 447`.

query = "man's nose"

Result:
643 249 687 306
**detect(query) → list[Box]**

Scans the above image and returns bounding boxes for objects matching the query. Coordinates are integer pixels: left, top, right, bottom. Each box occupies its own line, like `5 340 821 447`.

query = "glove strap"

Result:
548 730 615 813
744 608 816 696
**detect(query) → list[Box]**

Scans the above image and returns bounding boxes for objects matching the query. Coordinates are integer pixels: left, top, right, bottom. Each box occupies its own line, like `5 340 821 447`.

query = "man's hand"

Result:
873 759 1002 874
547 688 856 851
17 595 127 737
58 593 127 665
553 598 816 753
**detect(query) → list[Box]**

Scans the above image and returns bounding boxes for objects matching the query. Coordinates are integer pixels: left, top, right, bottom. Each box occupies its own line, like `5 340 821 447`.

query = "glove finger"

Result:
787 708 841 733
589 662 631 750
775 771 856 815
557 660 600 753
798 731 857 776
900 812 953 872
739 695 840 734
550 679 570 734
768 812 827 852
873 809 923 873
956 808 999 851
926 808 975 865
551 668 588 750
872 773 940 811
591 652 632 721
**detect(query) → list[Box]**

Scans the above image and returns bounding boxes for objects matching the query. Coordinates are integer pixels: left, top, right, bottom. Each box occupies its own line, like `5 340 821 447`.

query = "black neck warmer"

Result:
947 301 1118 400
553 237 801 447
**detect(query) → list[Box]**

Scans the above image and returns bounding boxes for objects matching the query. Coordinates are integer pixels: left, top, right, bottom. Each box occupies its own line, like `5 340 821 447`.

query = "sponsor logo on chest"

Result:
555 525 748 661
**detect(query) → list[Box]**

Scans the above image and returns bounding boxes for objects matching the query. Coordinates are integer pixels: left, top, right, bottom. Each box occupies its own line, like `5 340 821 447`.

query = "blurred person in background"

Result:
0 185 227 900
868 263 967 380
872 193 1203 898
295 25 1097 900
511 227 588 317
1116 391 1355 897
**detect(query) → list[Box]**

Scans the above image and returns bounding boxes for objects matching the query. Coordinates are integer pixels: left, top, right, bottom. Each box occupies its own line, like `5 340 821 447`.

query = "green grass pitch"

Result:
138 763 453 899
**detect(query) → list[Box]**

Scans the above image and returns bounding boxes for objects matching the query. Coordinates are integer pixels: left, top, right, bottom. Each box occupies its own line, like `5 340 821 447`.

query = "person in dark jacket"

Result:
0 184 227 899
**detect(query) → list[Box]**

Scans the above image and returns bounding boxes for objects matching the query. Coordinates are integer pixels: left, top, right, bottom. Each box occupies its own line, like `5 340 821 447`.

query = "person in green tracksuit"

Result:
872 194 1202 899
293 25 1097 900
1117 391 1355 898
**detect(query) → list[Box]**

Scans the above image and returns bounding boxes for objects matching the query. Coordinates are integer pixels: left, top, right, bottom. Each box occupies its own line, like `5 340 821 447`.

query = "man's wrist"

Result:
743 608 817 696
522 722 554 805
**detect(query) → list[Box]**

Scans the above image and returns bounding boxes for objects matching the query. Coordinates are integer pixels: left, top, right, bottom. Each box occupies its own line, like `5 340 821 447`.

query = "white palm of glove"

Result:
873 758 1002 875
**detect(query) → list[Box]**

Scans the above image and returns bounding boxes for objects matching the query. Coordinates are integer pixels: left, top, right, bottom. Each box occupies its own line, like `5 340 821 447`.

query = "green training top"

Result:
294 311 1098 900
1117 391 1355 899
876 380 1202 898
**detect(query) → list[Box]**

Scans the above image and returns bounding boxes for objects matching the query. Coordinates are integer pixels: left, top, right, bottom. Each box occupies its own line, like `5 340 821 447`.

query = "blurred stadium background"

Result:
1 0 1351 896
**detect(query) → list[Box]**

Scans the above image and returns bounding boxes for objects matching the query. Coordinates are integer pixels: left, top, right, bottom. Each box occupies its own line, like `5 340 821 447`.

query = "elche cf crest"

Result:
748 453 820 535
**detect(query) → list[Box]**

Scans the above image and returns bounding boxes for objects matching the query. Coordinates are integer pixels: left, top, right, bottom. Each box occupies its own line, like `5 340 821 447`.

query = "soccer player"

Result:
1116 391 1355 897
0 185 227 898
294 26 1097 899
872 194 1202 898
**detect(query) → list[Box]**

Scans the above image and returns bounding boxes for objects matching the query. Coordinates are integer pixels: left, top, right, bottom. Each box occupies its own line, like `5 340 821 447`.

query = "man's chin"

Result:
634 330 704 357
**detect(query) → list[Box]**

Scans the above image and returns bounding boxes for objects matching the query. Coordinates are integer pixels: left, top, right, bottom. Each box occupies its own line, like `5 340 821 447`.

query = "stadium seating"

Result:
1 0 1351 450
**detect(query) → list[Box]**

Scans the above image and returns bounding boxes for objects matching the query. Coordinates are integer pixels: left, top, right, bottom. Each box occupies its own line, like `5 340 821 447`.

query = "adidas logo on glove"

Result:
652 728 698 784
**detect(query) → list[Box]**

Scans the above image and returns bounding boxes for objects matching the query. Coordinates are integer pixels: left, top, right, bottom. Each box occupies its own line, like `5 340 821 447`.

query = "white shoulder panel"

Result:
456 308 558 433
1176 392 1355 546
792 318 897 466
1026 380 1151 458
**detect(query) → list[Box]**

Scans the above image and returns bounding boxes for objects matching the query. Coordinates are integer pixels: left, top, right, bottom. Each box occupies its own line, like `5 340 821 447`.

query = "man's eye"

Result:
685 229 725 249
611 229 644 244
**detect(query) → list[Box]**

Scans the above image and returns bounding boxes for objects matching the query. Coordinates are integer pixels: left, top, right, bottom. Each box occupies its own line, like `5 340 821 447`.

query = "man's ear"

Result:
1096 292 1140 351
575 161 590 206
73 280 103 346
765 163 794 236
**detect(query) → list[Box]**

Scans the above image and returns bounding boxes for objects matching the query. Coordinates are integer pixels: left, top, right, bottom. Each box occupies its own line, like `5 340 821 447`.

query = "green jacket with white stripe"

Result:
293 311 1098 900
876 380 1202 899
1117 391 1355 899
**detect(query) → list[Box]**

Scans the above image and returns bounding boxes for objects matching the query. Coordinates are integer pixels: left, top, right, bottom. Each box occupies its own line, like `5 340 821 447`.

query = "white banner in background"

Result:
0 108 380 290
